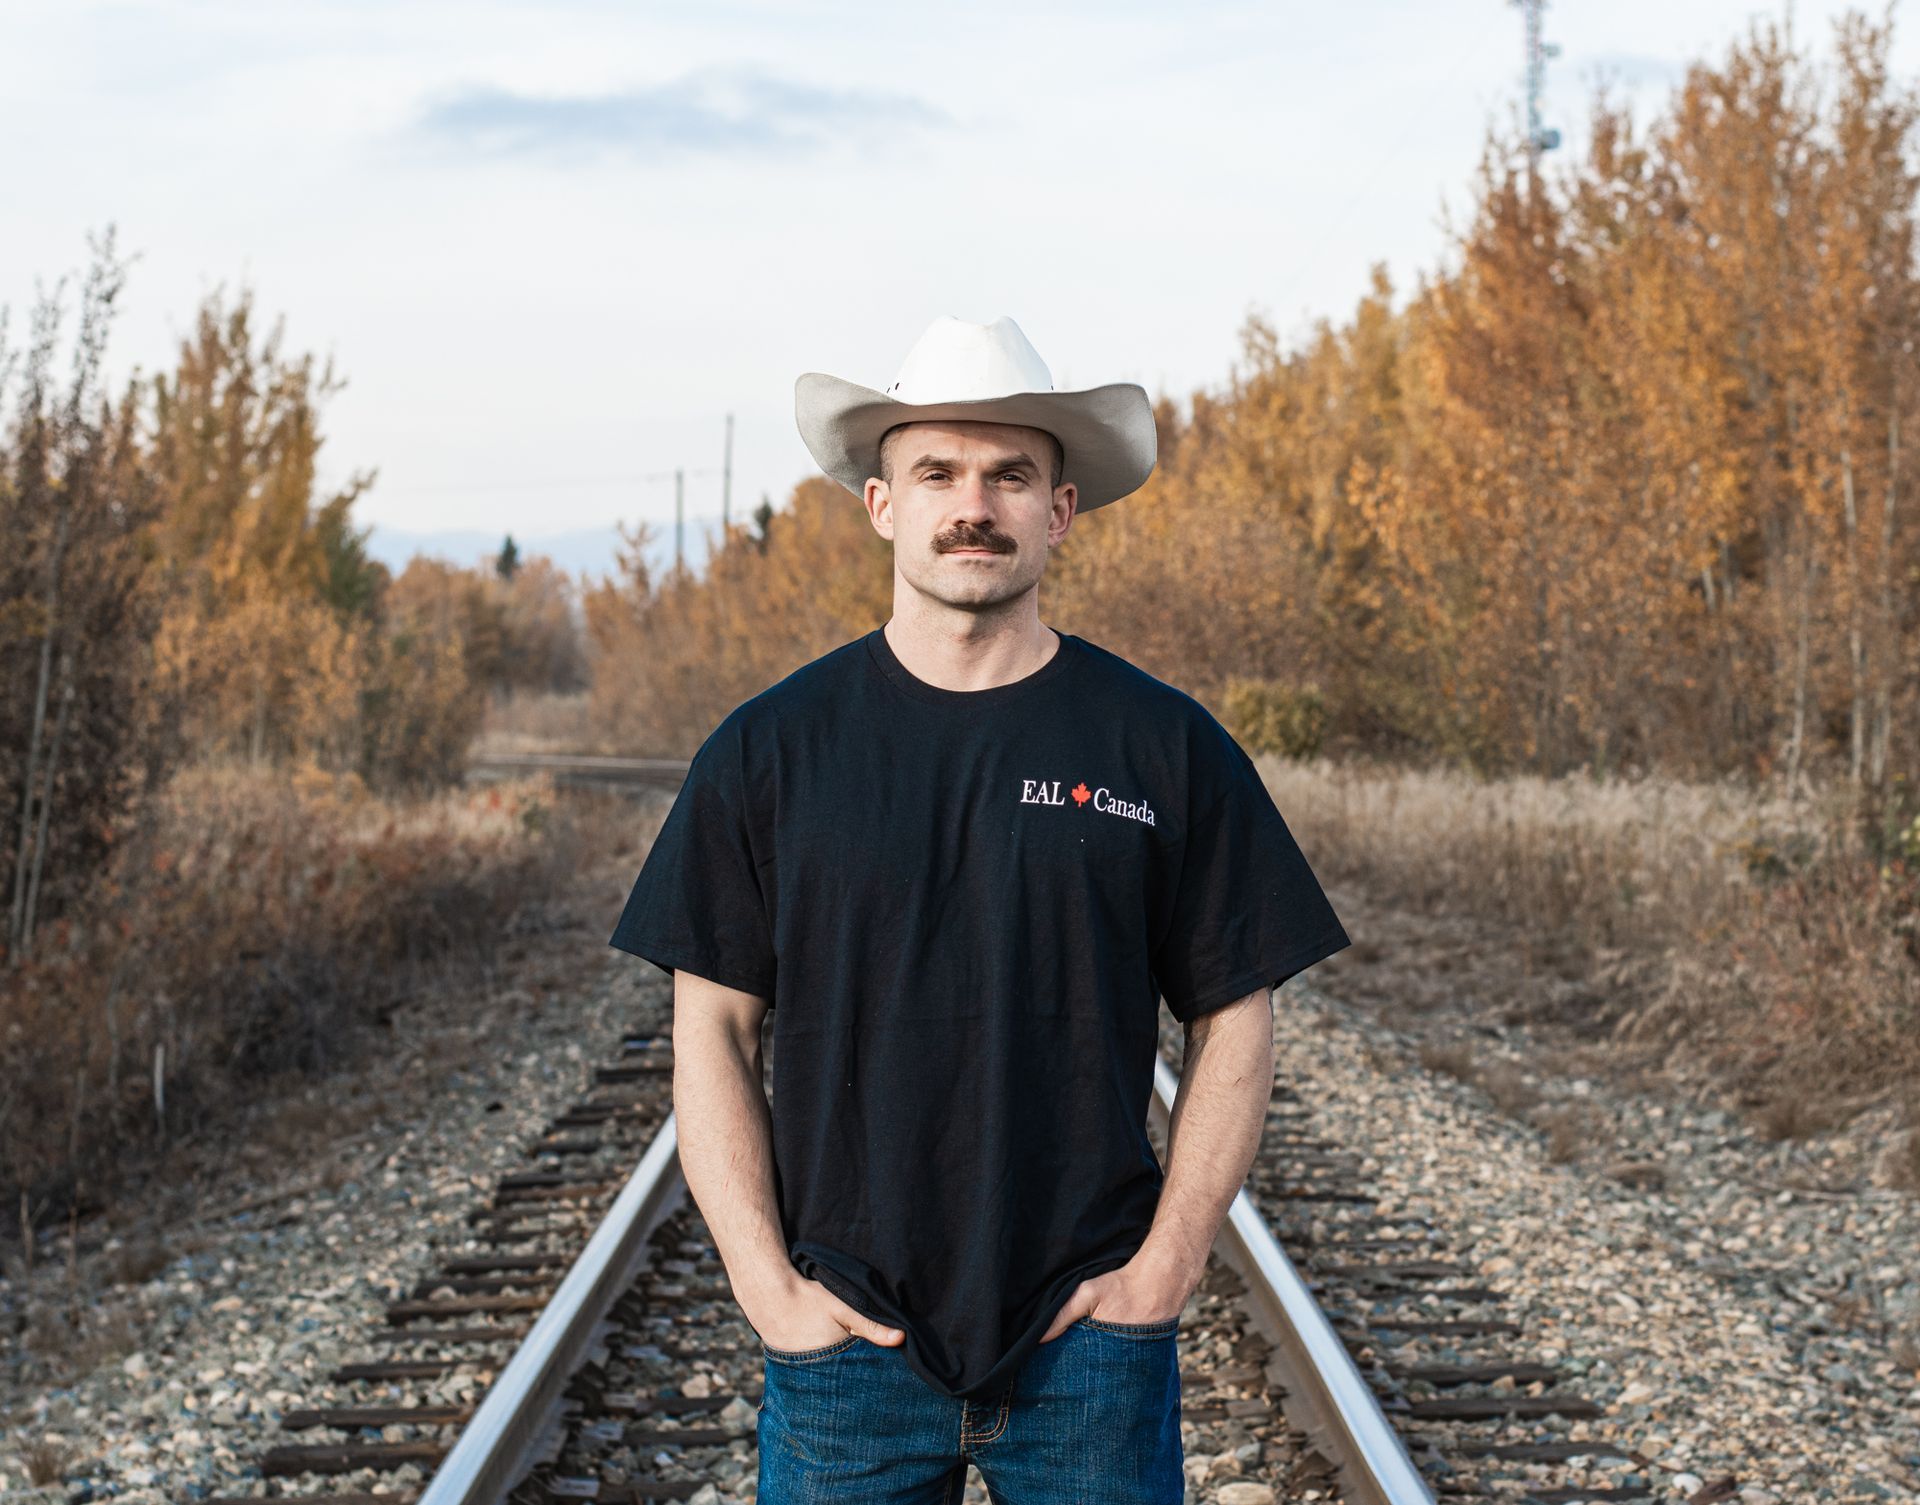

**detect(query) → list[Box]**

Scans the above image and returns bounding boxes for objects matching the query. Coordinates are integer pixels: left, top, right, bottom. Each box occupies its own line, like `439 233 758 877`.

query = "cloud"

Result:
412 65 947 163
1579 51 1688 90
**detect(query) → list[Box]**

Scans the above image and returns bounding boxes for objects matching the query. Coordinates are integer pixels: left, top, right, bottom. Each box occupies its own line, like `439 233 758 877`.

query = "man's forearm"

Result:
1133 987 1276 1289
672 1017 798 1308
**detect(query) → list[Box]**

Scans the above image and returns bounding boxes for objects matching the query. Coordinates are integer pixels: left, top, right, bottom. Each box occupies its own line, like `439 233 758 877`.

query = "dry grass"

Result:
244 1082 363 1169
1259 754 1920 1121
1533 1104 1605 1164
1417 1041 1477 1081
20 1303 140 1385
16 1437 74 1487
1604 1159 1669 1191
476 688 594 756
1413 1038 1547 1120
1259 754 1842 959
106 1237 170 1288
0 763 600 1234
1892 1123 1920 1195
1478 1063 1543 1117
1757 1094 1846 1143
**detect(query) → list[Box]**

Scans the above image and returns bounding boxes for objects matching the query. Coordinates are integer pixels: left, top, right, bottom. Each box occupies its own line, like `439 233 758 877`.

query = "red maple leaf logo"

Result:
1070 781 1091 806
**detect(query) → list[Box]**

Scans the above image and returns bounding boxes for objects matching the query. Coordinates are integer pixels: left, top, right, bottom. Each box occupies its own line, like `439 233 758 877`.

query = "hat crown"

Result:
885 315 1055 403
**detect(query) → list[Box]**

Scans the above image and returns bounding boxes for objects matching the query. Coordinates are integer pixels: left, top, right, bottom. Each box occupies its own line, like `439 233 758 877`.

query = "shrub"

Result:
0 766 581 1225
1222 677 1327 760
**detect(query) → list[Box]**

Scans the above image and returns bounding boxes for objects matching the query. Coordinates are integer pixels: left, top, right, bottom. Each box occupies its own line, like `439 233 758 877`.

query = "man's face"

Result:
862 420 1076 613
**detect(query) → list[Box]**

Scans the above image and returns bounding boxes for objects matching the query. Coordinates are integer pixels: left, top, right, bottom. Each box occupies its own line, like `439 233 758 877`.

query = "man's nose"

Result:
950 471 997 518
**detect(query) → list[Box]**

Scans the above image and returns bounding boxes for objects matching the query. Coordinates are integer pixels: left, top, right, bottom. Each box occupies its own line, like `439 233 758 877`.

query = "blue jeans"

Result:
755 1315 1185 1504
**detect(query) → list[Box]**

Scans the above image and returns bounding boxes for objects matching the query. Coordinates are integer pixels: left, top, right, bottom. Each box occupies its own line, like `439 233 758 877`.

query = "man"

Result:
609 315 1350 1503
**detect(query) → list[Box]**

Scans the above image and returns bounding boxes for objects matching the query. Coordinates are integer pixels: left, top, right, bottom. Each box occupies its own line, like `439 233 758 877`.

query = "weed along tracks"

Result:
196 967 1642 1505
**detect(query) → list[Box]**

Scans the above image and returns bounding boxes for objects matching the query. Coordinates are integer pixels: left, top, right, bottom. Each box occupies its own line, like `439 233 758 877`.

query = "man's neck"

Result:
882 607 1060 693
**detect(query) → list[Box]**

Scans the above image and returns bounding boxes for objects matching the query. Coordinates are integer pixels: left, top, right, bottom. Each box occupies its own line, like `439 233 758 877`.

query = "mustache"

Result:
935 524 1017 554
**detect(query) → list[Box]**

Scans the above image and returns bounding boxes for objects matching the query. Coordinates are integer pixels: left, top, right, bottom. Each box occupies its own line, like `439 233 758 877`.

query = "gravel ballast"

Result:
0 868 665 1505
1280 950 1920 1502
5 860 1917 1504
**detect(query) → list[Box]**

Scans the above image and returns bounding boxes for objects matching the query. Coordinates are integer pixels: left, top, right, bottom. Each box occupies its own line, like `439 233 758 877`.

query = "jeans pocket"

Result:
1076 1314 1181 1339
761 1331 862 1364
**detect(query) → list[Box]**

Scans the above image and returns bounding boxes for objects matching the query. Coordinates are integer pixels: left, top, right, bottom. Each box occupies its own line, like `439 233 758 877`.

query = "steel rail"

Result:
416 1111 687 1505
1148 1052 1435 1505
469 753 694 775
467 752 693 791
420 1051 1433 1505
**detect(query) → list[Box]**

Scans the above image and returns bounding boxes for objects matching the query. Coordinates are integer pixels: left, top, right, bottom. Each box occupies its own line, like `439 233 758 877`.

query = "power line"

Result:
389 415 744 553
398 468 726 497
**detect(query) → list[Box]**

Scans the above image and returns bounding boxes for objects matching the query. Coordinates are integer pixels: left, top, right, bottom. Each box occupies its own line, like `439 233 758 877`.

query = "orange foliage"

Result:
583 478 891 754
592 11 1920 799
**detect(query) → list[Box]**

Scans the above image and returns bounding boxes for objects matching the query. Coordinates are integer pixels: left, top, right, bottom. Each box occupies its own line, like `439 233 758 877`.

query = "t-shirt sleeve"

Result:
1151 717 1350 1023
607 714 777 1000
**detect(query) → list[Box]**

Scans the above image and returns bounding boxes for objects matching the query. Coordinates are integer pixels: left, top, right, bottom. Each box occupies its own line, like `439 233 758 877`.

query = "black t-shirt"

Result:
608 624 1350 1399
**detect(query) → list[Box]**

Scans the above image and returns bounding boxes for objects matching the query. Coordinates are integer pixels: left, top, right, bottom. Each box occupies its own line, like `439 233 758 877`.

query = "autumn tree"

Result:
0 233 164 962
148 289 376 768
575 7 1920 799
585 479 890 753
491 555 587 694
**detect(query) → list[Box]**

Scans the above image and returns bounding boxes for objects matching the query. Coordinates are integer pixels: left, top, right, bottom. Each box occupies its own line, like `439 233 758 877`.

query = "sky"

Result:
4 0 1913 579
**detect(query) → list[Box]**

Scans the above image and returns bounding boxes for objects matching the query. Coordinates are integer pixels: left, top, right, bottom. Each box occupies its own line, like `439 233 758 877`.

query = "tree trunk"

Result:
1785 541 1815 796
1841 446 1864 784
104 950 129 1106
20 661 77 960
1872 405 1901 787
8 506 72 961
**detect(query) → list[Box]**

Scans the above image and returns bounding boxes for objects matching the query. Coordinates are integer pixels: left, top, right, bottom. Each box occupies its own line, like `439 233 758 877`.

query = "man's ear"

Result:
1049 481 1078 545
864 478 895 540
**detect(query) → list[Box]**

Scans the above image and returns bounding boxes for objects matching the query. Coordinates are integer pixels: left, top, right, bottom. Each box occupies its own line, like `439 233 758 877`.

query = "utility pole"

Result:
722 414 734 531
675 467 685 571
1510 0 1562 187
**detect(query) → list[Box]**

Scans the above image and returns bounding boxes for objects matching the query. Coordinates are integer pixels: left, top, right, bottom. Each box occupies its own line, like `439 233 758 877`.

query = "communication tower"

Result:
1511 0 1562 170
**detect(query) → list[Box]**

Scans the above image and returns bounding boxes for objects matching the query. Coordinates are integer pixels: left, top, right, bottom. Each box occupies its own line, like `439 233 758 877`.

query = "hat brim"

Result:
793 373 1157 511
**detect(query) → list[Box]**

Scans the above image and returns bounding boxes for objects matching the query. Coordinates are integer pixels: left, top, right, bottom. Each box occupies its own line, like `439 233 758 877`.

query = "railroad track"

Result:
201 993 1653 1505
466 755 692 794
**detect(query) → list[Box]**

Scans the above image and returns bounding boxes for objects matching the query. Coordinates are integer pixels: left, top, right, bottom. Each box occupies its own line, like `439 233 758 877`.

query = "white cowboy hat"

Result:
794 315 1157 511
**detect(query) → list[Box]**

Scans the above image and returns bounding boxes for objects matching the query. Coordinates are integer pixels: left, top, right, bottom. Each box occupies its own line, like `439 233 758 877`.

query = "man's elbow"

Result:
1183 987 1276 1085
671 969 770 1063
1183 984 1274 1043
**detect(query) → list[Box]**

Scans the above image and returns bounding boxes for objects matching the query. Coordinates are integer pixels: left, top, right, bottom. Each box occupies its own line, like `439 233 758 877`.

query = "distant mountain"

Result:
364 516 733 583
